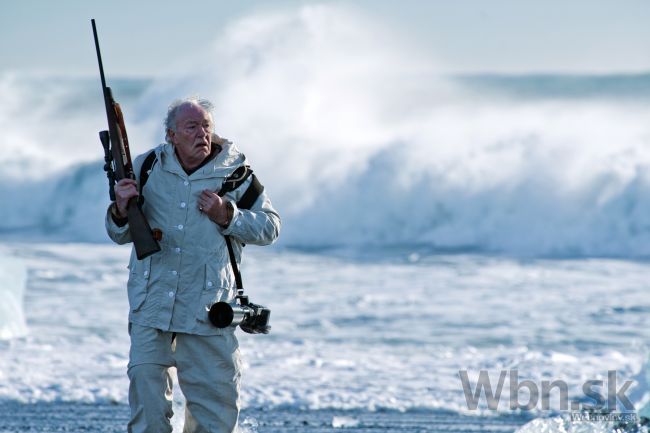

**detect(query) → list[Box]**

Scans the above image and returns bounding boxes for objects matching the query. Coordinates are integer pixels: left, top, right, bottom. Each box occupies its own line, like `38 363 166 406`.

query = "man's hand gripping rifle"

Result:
92 19 161 260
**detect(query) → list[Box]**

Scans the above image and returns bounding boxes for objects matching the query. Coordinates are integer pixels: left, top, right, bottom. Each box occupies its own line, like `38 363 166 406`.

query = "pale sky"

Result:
1 0 649 77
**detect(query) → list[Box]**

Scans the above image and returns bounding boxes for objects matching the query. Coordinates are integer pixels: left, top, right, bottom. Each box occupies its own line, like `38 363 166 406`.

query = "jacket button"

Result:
172 270 178 276
180 202 186 208
175 247 181 253
183 181 189 186
168 291 174 298
177 224 184 230
207 281 213 287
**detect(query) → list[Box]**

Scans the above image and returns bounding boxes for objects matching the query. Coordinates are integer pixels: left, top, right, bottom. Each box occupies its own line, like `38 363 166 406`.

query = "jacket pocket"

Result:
127 255 152 313
195 264 232 323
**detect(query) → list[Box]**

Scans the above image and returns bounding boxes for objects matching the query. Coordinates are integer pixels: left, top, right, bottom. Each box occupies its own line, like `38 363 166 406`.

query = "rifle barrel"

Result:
91 19 109 99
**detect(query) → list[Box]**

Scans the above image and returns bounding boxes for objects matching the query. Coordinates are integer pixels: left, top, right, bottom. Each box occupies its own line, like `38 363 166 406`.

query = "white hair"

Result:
164 97 214 144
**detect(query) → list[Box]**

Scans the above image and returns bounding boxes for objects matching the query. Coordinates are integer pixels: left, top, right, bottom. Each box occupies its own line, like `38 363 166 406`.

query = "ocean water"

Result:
0 243 649 432
2 69 650 256
1 5 650 432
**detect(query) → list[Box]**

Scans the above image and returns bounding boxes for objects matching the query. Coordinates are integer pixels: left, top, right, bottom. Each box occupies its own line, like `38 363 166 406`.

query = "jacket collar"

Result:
158 137 246 179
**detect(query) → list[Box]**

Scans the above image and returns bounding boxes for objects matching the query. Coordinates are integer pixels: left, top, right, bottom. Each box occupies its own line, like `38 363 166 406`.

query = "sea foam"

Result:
0 256 27 340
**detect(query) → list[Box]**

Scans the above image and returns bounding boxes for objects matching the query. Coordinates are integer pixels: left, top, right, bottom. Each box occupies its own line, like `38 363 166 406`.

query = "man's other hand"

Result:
114 178 139 217
199 190 231 227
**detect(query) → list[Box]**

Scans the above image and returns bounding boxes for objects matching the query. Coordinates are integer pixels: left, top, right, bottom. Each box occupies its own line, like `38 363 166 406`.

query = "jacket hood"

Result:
156 133 248 179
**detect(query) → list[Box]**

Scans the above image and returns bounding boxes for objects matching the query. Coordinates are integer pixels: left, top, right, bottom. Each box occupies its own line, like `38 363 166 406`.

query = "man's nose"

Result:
197 126 209 137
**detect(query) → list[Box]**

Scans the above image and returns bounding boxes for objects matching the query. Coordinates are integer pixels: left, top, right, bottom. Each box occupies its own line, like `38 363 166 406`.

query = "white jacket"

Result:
105 140 281 335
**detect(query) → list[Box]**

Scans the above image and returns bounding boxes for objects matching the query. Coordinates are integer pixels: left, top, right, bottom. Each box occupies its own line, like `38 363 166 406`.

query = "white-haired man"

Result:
106 97 281 433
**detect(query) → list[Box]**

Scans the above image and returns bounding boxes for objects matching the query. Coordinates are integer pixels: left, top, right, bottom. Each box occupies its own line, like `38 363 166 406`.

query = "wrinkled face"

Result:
168 103 213 169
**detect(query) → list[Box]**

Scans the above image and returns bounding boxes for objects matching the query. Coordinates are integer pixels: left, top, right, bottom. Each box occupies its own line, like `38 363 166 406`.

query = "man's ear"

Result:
167 128 175 144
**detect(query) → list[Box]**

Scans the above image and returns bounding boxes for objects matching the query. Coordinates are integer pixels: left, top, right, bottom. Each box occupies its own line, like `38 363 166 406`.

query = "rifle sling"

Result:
138 150 158 206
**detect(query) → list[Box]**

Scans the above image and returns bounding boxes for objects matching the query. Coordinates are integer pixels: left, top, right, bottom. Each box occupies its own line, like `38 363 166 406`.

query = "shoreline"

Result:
0 401 532 433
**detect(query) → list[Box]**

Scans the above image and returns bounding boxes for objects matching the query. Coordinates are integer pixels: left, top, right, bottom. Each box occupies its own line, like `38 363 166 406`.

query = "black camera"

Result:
208 292 271 334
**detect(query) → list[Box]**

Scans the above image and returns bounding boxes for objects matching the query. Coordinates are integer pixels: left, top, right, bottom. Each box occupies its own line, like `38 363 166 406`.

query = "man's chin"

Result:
195 144 211 154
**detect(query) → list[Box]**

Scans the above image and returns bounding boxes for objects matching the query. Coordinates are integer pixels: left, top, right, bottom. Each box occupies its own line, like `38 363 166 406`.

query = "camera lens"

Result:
208 302 234 328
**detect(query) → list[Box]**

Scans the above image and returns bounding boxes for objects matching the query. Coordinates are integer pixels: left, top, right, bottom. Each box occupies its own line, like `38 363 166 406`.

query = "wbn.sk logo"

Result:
459 370 634 411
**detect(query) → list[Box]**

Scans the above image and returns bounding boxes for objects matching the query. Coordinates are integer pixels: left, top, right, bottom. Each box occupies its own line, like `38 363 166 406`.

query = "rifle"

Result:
92 19 161 260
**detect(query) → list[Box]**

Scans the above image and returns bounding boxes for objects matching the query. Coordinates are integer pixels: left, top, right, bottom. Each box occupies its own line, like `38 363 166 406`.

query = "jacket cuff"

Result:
110 203 129 227
106 204 129 233
220 201 240 235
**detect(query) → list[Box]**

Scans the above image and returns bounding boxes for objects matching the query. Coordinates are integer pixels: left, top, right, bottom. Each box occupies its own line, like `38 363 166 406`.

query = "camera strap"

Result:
139 151 264 292
218 165 264 293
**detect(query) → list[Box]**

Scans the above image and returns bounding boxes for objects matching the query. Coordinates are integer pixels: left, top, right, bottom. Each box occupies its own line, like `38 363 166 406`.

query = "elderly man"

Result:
106 97 281 433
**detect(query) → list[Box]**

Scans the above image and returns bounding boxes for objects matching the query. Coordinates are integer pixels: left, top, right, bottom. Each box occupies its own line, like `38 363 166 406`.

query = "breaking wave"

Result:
1 4 650 257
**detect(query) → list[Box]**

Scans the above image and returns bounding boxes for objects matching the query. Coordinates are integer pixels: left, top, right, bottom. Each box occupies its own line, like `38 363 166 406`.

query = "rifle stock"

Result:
92 19 161 260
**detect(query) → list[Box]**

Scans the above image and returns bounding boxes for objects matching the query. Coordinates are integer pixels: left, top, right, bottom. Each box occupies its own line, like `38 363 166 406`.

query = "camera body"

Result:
208 292 271 334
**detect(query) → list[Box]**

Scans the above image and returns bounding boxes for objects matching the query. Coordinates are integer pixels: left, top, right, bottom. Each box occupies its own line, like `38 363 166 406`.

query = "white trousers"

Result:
127 323 241 433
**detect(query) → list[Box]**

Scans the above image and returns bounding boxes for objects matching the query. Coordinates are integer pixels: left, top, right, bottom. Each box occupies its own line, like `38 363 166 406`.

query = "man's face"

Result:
168 103 213 169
